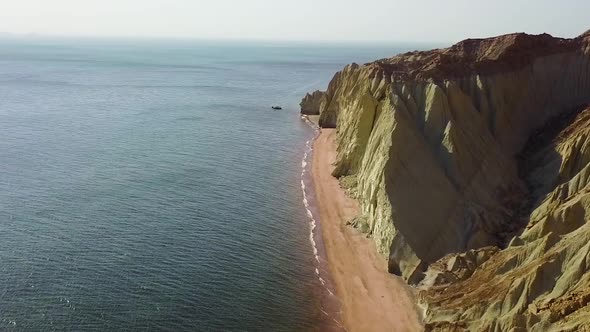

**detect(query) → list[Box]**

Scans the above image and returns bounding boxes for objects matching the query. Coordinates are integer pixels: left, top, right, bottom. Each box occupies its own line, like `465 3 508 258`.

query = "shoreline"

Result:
299 118 344 331
310 128 423 331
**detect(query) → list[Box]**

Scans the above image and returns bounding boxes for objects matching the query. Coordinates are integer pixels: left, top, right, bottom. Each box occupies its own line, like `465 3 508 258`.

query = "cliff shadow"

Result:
512 104 590 241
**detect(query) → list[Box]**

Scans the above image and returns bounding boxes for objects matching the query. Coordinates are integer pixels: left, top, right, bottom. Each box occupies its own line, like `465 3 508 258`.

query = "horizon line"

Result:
0 31 460 46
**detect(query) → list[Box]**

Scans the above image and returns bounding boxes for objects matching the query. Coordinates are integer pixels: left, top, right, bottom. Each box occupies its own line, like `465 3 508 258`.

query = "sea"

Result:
0 37 424 331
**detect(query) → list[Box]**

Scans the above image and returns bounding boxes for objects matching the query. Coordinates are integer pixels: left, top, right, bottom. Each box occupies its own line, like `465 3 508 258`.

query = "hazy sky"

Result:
0 0 588 42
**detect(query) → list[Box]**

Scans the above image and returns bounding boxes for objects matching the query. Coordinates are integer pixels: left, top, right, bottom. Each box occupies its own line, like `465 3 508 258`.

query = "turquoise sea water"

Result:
0 37 423 331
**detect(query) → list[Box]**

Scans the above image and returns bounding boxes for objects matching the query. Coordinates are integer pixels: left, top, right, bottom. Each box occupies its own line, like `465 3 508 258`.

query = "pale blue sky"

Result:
0 0 588 42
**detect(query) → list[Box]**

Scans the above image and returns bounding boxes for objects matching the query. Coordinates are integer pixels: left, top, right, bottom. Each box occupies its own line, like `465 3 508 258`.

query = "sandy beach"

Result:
312 129 423 332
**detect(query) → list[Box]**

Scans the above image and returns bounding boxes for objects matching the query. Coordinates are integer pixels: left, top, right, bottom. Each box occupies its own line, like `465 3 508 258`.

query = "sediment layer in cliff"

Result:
305 30 590 330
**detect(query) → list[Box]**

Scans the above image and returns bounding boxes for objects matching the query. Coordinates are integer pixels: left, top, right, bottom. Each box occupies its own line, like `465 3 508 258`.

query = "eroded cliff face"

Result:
305 31 590 330
300 90 326 115
422 106 590 331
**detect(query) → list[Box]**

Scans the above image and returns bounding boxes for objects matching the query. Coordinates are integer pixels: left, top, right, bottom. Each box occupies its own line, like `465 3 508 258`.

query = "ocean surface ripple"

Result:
0 38 411 331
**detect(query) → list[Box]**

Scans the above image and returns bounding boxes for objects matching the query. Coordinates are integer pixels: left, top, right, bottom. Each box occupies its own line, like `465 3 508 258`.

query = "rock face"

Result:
422 106 590 331
299 90 326 115
308 31 590 330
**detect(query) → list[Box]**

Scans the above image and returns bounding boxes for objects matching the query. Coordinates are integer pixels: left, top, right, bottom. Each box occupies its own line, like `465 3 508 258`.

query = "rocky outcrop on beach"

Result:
299 90 326 115
305 30 590 330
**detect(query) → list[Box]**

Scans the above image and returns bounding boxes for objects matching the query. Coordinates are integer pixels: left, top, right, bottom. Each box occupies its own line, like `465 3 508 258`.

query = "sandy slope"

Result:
312 129 423 332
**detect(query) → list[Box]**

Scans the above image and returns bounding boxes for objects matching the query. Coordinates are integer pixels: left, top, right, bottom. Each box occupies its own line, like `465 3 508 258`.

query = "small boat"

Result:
271 106 282 110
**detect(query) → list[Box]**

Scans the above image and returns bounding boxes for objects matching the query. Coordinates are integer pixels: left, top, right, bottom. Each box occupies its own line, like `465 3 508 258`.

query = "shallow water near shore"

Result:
0 37 423 331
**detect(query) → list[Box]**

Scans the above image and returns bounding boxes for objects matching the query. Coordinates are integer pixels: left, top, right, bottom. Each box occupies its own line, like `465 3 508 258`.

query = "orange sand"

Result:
312 129 423 332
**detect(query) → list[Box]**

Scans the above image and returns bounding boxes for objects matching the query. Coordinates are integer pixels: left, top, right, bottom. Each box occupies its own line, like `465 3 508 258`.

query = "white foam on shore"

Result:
300 114 320 130
299 116 336 296
299 115 345 328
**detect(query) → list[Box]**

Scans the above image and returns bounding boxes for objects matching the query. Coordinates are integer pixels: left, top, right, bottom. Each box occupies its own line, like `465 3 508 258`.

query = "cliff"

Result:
300 90 326 115
304 30 590 330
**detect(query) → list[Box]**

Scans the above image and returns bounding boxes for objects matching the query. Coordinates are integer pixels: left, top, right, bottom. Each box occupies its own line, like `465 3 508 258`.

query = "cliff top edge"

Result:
362 30 590 81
